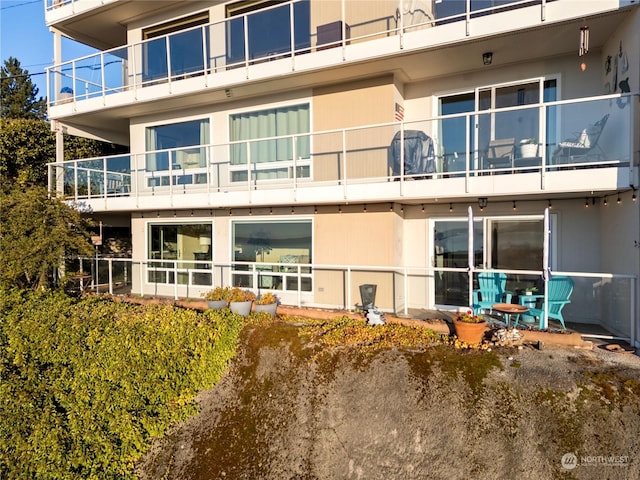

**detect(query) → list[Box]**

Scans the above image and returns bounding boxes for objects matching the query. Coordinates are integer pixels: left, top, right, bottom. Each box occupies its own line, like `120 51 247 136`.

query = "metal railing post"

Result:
108 258 113 294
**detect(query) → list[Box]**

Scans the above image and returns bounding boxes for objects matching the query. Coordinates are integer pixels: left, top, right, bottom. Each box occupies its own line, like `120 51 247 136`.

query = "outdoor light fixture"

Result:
482 52 493 65
478 197 488 210
617 193 622 205
364 204 367 213
547 199 553 210
338 205 342 214
225 88 232 98
604 196 608 206
512 200 517 211
449 203 453 213
585 198 589 208
633 189 637 202
421 204 425 213
579 25 589 56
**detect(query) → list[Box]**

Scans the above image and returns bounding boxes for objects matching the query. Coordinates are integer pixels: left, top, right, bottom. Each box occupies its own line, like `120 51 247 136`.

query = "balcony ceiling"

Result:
49 0 217 50
55 7 631 142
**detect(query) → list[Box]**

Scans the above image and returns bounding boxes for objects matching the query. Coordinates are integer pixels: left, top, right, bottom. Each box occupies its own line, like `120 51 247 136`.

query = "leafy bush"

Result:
201 286 230 302
0 289 245 479
255 292 277 305
228 287 256 303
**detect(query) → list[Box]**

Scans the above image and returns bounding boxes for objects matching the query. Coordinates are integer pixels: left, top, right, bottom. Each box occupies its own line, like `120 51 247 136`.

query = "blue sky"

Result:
1 0 95 98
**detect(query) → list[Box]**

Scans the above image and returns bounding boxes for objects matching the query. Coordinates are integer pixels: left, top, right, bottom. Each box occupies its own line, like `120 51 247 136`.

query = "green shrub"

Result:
0 289 244 479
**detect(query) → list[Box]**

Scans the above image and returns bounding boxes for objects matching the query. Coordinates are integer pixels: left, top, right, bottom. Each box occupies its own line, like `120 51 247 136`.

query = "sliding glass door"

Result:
432 215 546 308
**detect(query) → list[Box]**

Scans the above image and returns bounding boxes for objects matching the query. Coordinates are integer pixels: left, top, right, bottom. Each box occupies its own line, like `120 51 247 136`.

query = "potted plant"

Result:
523 286 538 296
201 286 230 310
254 292 278 317
452 310 487 345
228 287 256 316
519 138 538 158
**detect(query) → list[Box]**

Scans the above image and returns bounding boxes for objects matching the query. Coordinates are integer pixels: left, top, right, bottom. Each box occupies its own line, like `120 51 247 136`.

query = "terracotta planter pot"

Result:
453 318 487 344
254 302 277 317
230 300 253 316
207 300 228 310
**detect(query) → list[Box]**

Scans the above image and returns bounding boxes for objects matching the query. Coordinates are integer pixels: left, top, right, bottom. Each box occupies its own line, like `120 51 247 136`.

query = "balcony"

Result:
46 0 627 110
48 93 638 208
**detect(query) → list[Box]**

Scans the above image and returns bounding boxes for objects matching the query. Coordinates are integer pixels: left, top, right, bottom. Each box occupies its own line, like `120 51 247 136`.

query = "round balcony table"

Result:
492 303 528 328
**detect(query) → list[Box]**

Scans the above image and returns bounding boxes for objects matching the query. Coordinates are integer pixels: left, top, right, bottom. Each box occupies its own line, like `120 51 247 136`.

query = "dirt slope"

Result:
137 321 640 480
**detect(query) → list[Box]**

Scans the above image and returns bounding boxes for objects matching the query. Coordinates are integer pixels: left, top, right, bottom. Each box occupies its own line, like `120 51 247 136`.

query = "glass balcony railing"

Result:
49 93 636 201
47 0 555 106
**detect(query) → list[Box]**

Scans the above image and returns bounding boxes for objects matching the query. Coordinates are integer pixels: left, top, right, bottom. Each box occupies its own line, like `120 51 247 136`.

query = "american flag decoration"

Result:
394 102 404 121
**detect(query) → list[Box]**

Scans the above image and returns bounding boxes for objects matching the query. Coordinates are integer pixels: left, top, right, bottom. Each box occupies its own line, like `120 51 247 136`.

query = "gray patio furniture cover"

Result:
390 130 435 176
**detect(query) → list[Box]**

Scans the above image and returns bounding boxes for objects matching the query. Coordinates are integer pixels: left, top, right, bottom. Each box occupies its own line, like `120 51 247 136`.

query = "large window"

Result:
145 119 210 186
147 223 212 286
438 78 557 172
433 216 546 308
229 104 310 181
232 220 312 291
142 13 209 82
226 0 310 64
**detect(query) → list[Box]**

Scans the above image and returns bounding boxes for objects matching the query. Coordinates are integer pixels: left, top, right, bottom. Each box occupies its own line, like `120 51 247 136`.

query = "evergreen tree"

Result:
0 186 95 290
1 57 47 120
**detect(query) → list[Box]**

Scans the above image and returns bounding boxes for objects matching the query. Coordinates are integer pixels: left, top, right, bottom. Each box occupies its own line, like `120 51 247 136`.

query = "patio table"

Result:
492 303 528 328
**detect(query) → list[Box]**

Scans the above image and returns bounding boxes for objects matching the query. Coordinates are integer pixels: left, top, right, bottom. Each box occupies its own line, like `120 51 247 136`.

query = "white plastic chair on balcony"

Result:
552 114 609 164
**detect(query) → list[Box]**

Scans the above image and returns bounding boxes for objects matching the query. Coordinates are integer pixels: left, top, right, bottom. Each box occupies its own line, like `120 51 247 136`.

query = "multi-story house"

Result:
45 0 639 346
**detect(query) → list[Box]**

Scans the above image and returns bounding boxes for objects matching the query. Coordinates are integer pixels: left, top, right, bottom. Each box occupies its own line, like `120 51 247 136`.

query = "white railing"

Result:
66 255 636 345
47 0 555 105
48 92 638 202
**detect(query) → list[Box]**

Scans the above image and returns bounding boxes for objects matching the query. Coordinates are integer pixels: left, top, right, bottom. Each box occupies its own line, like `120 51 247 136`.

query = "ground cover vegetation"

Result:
0 290 247 479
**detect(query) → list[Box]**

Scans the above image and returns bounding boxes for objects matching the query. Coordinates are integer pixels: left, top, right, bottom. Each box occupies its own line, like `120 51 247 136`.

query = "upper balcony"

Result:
48 93 639 212
46 0 635 135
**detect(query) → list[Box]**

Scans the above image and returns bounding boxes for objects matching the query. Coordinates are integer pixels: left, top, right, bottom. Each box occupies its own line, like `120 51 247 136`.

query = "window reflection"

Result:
232 220 312 291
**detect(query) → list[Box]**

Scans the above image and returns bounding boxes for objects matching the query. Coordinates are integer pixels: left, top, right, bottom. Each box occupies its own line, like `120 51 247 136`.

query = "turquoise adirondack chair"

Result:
518 276 574 330
472 272 513 315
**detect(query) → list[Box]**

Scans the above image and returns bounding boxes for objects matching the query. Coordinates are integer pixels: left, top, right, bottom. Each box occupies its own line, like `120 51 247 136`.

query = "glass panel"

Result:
247 3 291 59
148 223 212 284
169 27 206 77
434 220 482 306
142 37 168 83
488 218 544 295
489 219 543 271
439 93 474 174
146 120 209 174
232 220 312 290
229 104 310 180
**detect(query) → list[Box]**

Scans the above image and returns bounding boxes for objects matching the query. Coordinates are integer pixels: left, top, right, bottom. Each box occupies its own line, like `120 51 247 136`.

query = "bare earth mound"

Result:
137 321 640 479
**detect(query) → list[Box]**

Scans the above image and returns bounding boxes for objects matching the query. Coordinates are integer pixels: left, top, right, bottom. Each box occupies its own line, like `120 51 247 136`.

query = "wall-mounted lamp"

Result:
512 200 517 211
617 193 622 205
225 88 232 98
482 51 493 65
604 196 608 206
478 197 488 211
547 199 553 210
633 189 637 202
449 203 453 213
